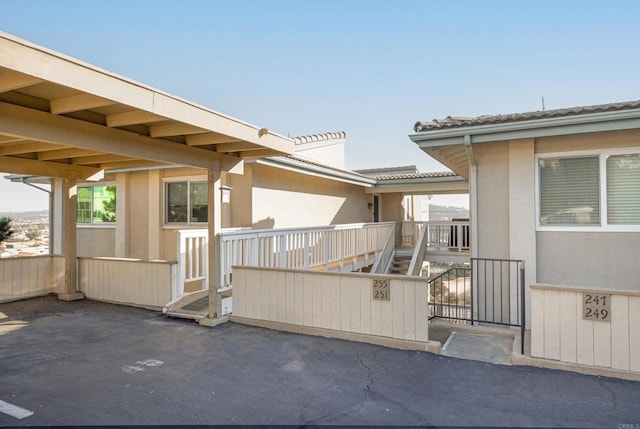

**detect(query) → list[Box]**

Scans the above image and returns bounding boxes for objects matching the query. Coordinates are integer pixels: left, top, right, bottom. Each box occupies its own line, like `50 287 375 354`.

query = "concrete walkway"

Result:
1 296 639 426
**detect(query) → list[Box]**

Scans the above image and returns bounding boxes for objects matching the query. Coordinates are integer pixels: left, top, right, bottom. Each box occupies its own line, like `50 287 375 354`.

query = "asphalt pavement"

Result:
1 296 639 427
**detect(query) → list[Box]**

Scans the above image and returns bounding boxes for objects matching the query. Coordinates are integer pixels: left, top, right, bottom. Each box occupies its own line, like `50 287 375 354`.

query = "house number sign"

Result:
582 293 611 322
372 279 390 301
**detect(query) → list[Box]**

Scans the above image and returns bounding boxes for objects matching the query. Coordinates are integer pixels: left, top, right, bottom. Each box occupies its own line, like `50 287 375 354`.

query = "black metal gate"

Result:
428 258 525 353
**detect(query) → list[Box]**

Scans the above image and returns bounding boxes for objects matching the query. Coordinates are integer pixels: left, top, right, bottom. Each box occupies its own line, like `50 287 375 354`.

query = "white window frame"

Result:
535 147 640 232
163 176 208 227
76 182 117 228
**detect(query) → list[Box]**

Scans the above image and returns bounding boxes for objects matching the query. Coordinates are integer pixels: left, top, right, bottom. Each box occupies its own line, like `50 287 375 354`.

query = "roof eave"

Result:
409 108 640 147
254 157 377 187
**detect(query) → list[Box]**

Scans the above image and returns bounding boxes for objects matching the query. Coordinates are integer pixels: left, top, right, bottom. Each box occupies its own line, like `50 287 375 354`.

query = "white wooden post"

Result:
58 178 83 301
204 168 223 324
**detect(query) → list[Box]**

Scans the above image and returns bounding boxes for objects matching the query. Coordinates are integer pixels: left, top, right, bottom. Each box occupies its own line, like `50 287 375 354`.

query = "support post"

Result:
58 178 84 301
201 168 225 327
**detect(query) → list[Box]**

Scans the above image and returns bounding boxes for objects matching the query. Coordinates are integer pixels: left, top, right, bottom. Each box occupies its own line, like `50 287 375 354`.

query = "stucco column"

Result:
51 178 65 255
115 173 128 258
508 139 536 328
58 178 84 301
201 168 224 326
147 170 161 260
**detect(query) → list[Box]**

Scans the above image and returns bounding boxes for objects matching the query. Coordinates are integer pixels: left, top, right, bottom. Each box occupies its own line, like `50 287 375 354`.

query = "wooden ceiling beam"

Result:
215 142 260 153
0 141 66 156
149 123 208 138
186 132 241 146
38 148 103 161
50 93 115 115
0 71 43 93
106 110 166 128
0 135 25 144
0 101 241 171
0 155 100 179
72 154 132 165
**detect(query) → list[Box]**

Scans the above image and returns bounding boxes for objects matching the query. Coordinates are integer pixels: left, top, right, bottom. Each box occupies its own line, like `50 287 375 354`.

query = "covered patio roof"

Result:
0 31 294 180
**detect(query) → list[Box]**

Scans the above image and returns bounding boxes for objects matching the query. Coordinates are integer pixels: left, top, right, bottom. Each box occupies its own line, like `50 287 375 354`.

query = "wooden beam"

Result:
106 110 166 127
0 135 25 144
0 155 101 179
72 154 132 165
0 101 240 170
239 149 285 159
0 34 294 155
0 71 43 93
38 148 103 161
215 142 260 153
0 141 66 156
50 93 115 114
186 132 240 146
98 160 168 170
149 123 208 138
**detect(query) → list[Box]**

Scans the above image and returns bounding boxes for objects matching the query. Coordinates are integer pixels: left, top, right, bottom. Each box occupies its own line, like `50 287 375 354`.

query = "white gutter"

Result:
254 157 377 187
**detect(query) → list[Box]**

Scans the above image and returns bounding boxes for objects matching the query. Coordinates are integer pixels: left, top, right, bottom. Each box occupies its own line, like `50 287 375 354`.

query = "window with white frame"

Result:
165 179 208 224
537 150 640 229
77 184 116 224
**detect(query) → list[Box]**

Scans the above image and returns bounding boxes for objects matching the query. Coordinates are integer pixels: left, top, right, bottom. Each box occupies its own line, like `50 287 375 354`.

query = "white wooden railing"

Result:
176 229 209 298
402 220 470 252
218 222 396 288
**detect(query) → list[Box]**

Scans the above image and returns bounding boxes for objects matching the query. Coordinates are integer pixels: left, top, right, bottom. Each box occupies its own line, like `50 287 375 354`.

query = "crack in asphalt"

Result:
598 378 618 411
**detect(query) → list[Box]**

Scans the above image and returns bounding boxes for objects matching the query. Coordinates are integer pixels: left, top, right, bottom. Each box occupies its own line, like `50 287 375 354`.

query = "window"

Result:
77 185 116 224
607 153 640 224
165 179 208 224
537 150 640 230
539 157 600 225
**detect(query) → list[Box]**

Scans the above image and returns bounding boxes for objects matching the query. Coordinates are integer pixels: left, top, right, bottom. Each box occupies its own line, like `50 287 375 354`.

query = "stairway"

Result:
389 255 411 275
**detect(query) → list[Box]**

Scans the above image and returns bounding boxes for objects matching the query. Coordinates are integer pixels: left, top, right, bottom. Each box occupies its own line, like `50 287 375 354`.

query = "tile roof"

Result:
370 171 459 181
414 100 640 132
294 131 346 145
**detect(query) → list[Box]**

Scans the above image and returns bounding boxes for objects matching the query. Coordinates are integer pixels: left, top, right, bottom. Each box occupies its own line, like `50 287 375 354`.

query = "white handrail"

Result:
175 222 396 299
402 220 470 251
219 222 396 288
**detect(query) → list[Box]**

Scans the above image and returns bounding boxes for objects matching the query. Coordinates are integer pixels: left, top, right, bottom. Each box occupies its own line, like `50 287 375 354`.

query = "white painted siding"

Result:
0 256 65 302
78 257 176 309
531 284 640 373
232 267 429 346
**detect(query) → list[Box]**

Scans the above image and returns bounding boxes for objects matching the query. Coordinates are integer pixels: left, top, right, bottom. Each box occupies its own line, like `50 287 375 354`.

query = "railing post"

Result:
470 258 475 326
251 236 259 266
520 260 526 355
304 232 310 270
177 231 186 299
280 234 287 268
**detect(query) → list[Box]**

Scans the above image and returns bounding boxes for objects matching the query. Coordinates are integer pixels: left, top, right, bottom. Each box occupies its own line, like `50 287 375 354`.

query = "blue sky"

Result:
1 0 640 211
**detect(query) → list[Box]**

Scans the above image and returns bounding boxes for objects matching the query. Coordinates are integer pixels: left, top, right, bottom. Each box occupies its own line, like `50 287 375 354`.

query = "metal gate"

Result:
429 258 525 353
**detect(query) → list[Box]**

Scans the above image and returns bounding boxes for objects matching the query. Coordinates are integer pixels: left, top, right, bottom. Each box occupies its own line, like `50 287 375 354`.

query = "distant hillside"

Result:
0 210 49 222
429 204 469 221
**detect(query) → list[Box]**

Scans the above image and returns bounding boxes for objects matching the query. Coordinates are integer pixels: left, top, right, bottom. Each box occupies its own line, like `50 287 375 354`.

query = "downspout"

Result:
464 135 479 259
20 178 53 256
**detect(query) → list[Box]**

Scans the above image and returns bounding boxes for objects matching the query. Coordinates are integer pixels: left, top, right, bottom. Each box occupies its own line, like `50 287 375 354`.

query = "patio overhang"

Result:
0 31 294 180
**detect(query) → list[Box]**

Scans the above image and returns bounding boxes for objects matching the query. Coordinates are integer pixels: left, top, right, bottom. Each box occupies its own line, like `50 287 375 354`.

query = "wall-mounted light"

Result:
221 186 232 204
368 202 374 210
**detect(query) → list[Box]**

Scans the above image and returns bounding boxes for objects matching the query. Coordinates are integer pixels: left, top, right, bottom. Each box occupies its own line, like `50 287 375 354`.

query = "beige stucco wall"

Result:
475 141 510 258
250 163 370 229
380 193 404 245
77 227 115 257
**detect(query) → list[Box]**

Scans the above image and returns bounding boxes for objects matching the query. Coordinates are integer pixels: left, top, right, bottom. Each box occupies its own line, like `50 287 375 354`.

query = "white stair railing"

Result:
401 220 470 252
218 222 396 289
